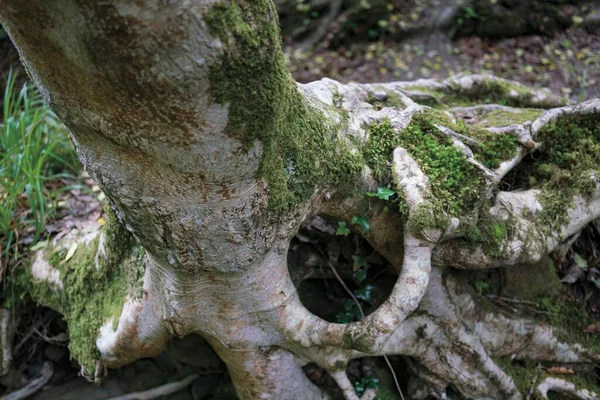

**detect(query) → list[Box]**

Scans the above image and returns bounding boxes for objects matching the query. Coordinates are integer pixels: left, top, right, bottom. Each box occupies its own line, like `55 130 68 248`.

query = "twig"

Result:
106 374 199 400
13 317 45 355
326 261 405 400
1 361 53 400
326 261 364 319
526 365 543 400
485 295 539 306
383 355 405 400
297 0 343 52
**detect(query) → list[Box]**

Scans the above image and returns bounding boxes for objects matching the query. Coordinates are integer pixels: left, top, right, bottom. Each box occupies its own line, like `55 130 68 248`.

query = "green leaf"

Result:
352 255 369 272
365 377 380 389
366 187 395 201
336 221 351 236
354 285 374 304
30 240 48 251
475 280 489 295
351 215 370 233
354 268 367 282
573 252 588 271
64 242 78 262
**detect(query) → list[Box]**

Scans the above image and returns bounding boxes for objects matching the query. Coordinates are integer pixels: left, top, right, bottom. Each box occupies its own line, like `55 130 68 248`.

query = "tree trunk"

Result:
1 1 600 399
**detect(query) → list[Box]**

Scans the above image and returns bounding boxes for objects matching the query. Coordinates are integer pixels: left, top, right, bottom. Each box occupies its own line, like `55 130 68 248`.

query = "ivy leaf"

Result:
366 187 395 201
354 285 374 304
365 377 380 389
354 268 367 282
573 252 588 271
351 215 370 233
336 221 351 236
474 280 489 295
352 255 369 272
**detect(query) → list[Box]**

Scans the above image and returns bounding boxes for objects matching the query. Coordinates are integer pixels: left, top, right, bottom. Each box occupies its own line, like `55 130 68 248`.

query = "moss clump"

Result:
537 294 600 354
464 214 510 258
497 357 599 398
8 211 145 372
476 108 542 128
494 358 540 396
452 118 520 169
365 88 406 111
495 357 599 398
402 79 558 109
406 202 450 233
205 2 363 211
363 111 498 231
362 118 398 184
397 112 486 217
531 114 600 231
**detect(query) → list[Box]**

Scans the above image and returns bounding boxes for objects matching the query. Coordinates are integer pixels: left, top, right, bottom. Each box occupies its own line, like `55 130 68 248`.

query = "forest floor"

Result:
1 20 600 400
287 27 600 102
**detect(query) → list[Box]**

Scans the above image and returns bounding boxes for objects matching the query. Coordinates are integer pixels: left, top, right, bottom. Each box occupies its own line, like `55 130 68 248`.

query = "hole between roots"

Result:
288 215 397 324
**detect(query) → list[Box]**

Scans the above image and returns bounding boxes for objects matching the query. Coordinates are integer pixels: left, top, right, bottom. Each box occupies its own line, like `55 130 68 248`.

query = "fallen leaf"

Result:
584 322 600 334
64 242 78 262
30 240 49 251
546 366 574 375
573 252 588 271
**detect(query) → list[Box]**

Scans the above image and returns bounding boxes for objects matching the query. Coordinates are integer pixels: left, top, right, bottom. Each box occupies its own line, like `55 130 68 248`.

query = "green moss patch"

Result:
365 88 406 111
476 108 543 128
496 357 598 398
8 212 145 372
402 79 562 110
532 114 599 231
205 1 363 211
363 112 487 219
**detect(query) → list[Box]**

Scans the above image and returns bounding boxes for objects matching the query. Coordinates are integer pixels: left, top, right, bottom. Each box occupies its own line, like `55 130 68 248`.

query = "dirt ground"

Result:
288 26 600 102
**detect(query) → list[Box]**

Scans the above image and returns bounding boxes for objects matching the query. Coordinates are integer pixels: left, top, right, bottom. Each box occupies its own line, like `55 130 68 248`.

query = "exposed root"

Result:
8 72 599 400
536 377 597 399
380 74 565 108
106 374 199 400
0 309 14 376
435 181 600 269
1 361 53 400
329 370 376 400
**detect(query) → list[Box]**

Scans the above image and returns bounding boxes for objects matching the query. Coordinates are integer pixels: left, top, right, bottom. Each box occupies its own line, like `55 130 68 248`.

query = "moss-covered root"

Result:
10 215 163 377
378 269 600 399
389 74 565 109
0 308 15 377
536 378 597 400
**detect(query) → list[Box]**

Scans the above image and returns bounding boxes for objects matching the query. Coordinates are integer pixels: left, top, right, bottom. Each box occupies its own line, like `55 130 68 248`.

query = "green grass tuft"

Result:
0 71 79 268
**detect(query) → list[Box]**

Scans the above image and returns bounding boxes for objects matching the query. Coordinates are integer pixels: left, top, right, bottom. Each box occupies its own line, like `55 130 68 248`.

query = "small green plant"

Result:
366 187 395 201
351 215 370 233
0 72 79 268
352 255 370 282
475 280 489 295
336 221 351 236
354 376 380 396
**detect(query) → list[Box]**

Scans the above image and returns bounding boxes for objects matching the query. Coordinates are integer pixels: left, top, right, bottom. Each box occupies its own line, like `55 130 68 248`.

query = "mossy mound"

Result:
6 212 145 372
